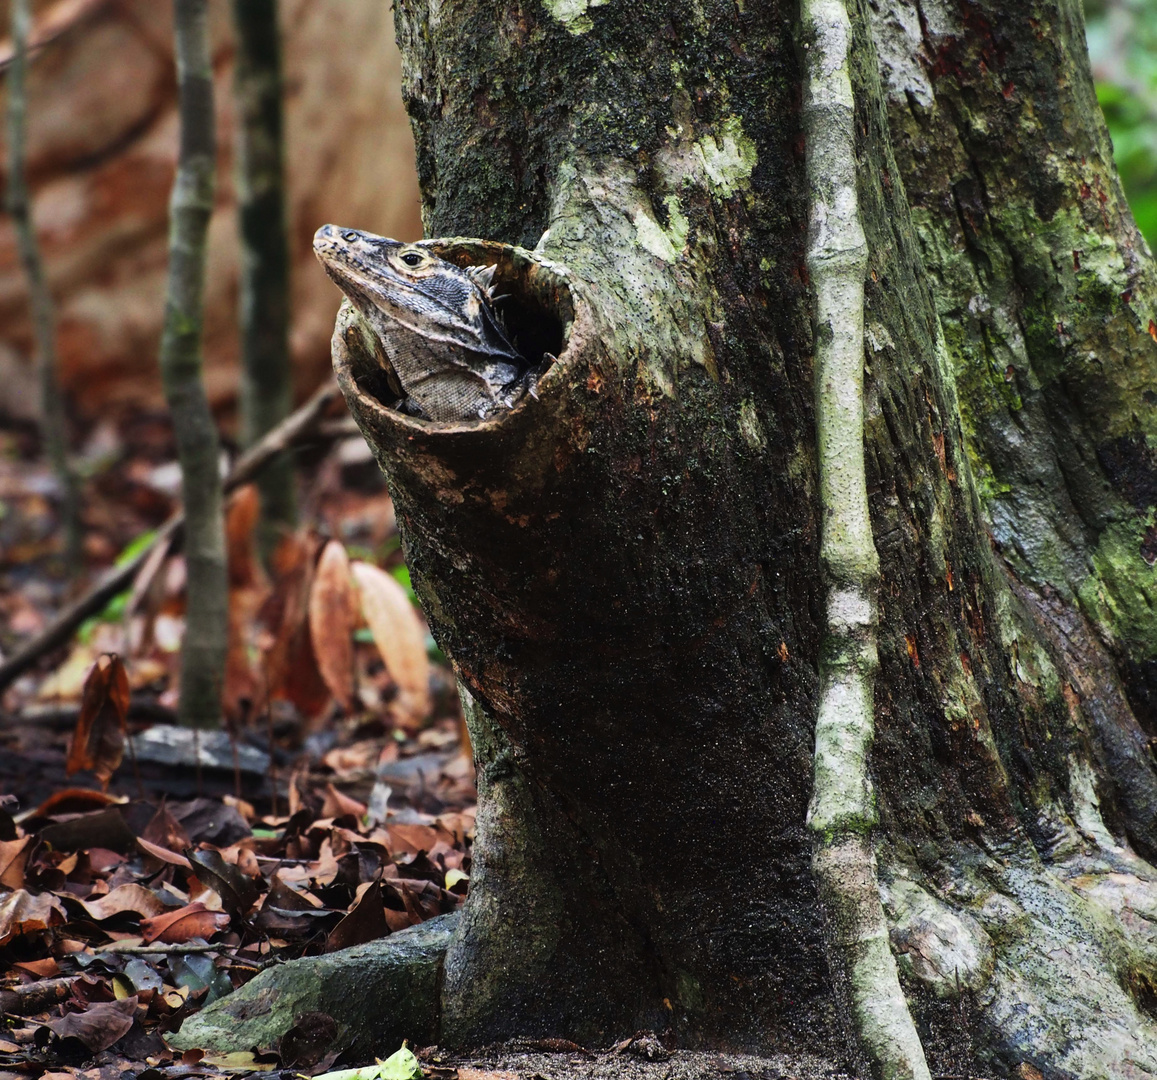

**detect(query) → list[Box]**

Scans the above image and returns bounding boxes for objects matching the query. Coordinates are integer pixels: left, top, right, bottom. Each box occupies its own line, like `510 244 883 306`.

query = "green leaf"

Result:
115 529 159 567
378 1046 423 1080
391 564 417 603
308 1049 422 1080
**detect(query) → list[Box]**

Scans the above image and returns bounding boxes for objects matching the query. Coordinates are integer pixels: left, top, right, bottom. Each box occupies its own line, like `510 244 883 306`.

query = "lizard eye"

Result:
342 231 359 242
400 251 425 267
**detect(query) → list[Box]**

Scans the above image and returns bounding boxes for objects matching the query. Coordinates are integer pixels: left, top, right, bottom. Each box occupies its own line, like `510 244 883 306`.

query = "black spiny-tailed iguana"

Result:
314 225 543 422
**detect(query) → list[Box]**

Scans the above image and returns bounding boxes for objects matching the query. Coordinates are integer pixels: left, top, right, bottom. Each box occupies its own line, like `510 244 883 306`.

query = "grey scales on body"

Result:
314 225 540 422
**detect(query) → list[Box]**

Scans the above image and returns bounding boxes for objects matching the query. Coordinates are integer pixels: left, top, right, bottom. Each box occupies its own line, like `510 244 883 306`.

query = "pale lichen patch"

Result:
738 399 766 450
542 0 607 34
656 116 757 201
694 117 757 198
632 196 689 264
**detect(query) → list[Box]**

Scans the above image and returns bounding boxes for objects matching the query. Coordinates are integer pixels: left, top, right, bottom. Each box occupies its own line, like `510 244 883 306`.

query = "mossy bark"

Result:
329 0 1157 1073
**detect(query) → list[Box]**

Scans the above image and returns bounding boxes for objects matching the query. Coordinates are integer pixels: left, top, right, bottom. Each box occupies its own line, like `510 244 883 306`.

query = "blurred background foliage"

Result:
1086 0 1157 250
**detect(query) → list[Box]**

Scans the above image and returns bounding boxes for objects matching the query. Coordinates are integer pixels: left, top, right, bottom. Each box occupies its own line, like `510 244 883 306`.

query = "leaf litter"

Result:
2 439 476 1078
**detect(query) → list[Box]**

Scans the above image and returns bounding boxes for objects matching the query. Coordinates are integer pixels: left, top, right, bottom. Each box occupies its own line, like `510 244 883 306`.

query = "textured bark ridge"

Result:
330 0 1157 1074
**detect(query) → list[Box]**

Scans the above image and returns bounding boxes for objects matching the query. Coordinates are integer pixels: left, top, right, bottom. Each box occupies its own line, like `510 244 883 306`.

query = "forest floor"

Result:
0 402 480 1079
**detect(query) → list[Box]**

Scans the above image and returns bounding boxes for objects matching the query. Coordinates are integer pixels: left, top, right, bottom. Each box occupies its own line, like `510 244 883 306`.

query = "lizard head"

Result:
312 225 523 366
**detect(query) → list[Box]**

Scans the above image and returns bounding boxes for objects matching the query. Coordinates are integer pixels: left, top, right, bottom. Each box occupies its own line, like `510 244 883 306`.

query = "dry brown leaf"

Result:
0 837 30 890
33 788 123 817
65 655 130 788
387 823 440 855
0 889 65 946
139 901 229 944
48 996 136 1052
351 560 431 720
78 883 167 922
309 540 357 710
13 957 60 978
136 836 193 869
325 879 388 952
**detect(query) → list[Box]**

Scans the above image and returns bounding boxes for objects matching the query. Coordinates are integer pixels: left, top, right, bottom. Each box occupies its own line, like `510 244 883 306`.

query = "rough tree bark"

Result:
330 0 1157 1074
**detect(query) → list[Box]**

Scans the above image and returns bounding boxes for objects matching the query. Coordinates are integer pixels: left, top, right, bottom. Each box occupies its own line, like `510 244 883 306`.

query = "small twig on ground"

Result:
0 380 340 696
97 942 228 955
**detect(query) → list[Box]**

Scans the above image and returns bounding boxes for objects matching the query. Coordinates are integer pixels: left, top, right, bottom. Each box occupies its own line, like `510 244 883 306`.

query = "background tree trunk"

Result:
162 0 227 728
334 0 1157 1074
232 0 296 558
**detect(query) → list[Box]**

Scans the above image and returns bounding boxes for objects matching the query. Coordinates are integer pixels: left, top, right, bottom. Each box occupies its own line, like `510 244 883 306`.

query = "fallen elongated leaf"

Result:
136 836 193 869
226 485 262 591
66 655 130 788
351 561 430 718
0 888 65 946
139 901 229 944
309 540 357 710
48 996 136 1052
32 787 124 817
0 836 29 890
78 883 167 922
387 823 440 856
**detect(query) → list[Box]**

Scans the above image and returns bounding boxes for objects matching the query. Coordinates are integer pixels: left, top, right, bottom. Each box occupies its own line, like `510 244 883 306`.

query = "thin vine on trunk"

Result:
801 2 930 1076
161 0 227 728
5 0 81 572
232 0 295 558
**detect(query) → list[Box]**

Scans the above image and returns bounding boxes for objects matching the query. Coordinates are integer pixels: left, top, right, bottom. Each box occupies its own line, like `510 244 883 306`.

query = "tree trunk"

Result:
333 0 1157 1074
162 0 227 728
232 0 296 558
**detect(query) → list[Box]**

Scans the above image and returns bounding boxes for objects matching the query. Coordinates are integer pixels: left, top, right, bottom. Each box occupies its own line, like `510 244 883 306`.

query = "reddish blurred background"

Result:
0 0 422 430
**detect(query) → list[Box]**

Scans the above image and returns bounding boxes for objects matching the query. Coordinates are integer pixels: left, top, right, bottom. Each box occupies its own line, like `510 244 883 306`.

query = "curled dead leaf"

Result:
77 882 167 922
66 654 130 788
139 901 229 944
0 889 65 946
48 995 137 1052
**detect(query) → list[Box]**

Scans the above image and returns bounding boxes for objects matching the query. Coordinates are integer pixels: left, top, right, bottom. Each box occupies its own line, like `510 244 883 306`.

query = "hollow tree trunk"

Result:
332 0 1157 1074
